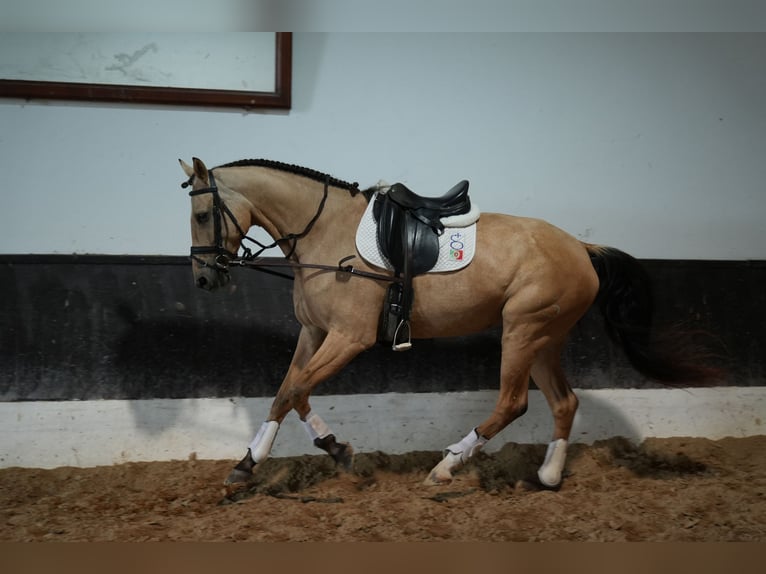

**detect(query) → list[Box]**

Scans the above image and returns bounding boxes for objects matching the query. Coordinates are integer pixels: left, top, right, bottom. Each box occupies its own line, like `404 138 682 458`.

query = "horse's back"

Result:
480 211 597 281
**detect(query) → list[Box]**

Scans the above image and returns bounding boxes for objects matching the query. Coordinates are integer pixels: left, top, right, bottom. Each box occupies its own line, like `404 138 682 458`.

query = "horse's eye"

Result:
196 212 210 224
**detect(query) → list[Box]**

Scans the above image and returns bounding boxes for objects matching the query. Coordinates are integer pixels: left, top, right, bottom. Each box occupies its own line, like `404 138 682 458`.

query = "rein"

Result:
184 170 399 284
230 255 401 283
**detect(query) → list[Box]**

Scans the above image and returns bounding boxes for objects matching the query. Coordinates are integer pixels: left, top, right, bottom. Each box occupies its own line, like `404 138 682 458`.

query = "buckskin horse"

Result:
179 157 718 490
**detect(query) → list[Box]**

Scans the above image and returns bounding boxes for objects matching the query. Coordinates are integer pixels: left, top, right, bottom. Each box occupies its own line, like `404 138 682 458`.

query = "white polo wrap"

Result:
537 438 568 487
301 411 332 442
248 420 279 463
445 428 488 464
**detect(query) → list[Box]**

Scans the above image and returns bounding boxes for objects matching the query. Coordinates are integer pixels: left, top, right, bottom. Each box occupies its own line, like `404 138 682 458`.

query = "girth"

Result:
373 181 472 350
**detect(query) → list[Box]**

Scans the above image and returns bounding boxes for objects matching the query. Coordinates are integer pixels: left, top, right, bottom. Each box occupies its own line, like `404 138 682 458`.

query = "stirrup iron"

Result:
392 319 412 351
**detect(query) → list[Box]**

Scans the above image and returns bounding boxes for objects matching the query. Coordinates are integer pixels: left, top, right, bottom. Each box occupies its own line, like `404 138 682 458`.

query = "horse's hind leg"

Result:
529 341 578 489
425 314 537 485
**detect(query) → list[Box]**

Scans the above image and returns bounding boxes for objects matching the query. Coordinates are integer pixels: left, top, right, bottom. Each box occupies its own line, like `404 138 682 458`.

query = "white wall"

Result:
1 33 765 259
4 388 765 468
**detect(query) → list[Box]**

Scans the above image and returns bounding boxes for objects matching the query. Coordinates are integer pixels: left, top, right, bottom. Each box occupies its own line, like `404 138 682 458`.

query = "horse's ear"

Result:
179 159 194 178
192 157 209 185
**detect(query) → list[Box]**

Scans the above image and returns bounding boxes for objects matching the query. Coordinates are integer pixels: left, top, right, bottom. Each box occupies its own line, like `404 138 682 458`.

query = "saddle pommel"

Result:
387 180 470 217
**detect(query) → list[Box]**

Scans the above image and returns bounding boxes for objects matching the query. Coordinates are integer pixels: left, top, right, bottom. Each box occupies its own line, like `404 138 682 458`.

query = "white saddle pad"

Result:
355 192 478 273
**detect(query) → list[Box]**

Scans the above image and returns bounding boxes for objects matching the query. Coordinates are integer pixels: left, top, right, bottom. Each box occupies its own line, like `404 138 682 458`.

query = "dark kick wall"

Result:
1 255 763 401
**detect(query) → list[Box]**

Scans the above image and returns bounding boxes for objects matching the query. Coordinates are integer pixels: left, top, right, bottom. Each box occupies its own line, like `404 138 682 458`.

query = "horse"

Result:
179 156 720 490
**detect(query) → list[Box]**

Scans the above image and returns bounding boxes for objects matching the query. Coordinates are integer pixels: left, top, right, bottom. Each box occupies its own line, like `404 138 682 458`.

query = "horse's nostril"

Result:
196 276 208 288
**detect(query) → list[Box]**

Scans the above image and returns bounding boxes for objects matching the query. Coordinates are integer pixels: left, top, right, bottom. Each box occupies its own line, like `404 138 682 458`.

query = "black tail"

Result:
587 246 723 384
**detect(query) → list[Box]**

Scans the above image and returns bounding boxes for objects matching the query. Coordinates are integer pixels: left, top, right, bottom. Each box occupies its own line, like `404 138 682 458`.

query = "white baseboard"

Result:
2 387 764 469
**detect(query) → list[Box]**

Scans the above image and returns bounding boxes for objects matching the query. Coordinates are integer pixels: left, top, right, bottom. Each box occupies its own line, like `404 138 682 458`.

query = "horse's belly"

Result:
409 270 505 338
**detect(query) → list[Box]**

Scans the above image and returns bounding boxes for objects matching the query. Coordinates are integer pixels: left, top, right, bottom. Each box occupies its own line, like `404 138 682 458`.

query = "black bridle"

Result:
186 171 242 271
183 170 398 283
184 169 328 272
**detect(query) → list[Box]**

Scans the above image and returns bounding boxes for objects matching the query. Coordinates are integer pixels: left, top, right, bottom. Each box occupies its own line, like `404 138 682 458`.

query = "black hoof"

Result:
224 449 256 486
315 435 354 471
332 442 354 471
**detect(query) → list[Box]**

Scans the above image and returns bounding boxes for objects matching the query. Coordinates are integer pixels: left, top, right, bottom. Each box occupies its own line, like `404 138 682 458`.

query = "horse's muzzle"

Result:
194 268 230 291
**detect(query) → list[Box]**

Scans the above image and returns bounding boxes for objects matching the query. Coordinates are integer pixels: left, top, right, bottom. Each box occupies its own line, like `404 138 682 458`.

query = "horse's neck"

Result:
222 167 363 260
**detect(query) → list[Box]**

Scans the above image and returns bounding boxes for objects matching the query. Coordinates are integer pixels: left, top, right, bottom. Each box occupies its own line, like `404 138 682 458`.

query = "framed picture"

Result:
0 32 291 109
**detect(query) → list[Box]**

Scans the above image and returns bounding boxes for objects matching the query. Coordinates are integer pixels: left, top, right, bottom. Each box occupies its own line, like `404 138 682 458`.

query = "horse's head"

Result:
180 157 252 291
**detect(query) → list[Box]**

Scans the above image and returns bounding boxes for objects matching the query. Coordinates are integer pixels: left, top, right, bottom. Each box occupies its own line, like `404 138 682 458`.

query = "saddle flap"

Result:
373 193 440 275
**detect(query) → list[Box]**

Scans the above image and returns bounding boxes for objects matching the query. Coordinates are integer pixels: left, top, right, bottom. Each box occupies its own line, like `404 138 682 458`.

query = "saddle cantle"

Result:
372 181 474 351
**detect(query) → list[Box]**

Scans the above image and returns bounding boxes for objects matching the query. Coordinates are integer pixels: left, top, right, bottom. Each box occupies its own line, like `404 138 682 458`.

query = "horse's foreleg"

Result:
225 420 280 485
225 327 368 485
224 326 324 485
277 329 369 469
530 342 578 489
299 410 354 469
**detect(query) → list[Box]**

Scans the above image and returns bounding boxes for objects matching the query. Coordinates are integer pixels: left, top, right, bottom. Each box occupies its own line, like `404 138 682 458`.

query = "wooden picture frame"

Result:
0 32 291 110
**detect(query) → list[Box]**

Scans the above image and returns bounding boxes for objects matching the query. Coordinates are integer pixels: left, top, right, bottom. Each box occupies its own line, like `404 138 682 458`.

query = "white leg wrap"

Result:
248 421 279 464
426 428 488 484
537 438 568 487
445 427 488 464
301 411 332 442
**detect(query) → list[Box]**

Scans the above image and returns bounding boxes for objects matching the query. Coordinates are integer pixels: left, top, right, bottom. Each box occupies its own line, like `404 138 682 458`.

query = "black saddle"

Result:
387 180 470 215
373 181 472 350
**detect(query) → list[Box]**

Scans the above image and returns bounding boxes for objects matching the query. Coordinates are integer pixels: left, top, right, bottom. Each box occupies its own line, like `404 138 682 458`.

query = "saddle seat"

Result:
387 180 470 217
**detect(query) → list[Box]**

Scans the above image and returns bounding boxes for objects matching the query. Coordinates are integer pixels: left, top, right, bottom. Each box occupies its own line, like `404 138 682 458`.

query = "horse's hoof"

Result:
333 442 354 472
423 452 460 486
224 449 257 486
314 434 354 471
224 467 252 486
423 462 454 486
423 471 452 486
514 476 562 492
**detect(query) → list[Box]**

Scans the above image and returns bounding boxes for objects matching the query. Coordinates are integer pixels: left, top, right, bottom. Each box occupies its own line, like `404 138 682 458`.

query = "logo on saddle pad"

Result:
449 232 465 261
355 193 478 273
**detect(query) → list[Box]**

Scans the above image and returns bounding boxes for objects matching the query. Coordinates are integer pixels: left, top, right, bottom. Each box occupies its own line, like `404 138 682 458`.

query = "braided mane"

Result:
214 158 365 197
